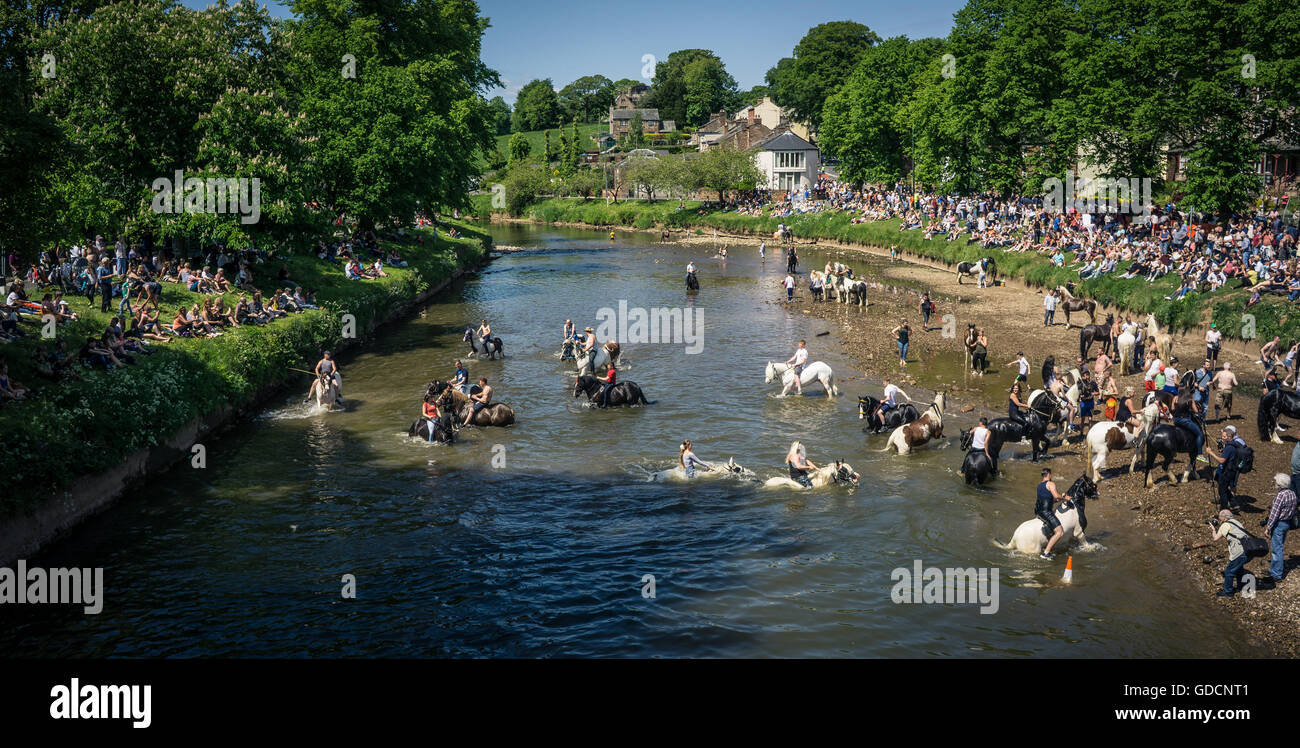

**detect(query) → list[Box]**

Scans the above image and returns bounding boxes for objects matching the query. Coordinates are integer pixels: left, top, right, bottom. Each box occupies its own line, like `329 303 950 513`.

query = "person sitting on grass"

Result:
252 290 286 321
0 359 29 400
79 335 120 369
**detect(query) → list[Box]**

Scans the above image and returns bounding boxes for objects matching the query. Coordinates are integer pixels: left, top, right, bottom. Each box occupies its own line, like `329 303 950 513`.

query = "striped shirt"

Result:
1267 489 1298 534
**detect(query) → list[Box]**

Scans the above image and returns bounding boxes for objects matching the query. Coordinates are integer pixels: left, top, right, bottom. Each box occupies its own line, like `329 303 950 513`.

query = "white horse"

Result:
1145 314 1174 363
311 372 341 410
881 392 945 454
763 461 859 489
765 360 840 398
1081 402 1159 481
997 476 1100 554
576 343 621 376
648 457 756 482
1116 329 1136 374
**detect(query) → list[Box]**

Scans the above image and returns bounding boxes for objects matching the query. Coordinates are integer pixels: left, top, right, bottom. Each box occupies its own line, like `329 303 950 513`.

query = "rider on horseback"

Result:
786 441 816 488
461 377 492 428
308 350 342 404
421 393 443 437
680 439 713 478
1170 377 1209 464
785 340 808 396
1008 382 1029 426
451 359 469 394
1036 468 1065 560
875 378 912 430
595 361 616 408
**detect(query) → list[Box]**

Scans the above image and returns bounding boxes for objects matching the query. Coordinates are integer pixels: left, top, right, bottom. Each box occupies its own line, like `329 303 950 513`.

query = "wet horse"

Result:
880 393 945 454
998 476 1099 555
859 395 920 434
464 327 504 360
573 375 649 407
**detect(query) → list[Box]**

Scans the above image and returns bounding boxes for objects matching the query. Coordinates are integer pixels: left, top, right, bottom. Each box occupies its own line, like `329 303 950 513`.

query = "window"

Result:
774 151 805 170
777 172 804 191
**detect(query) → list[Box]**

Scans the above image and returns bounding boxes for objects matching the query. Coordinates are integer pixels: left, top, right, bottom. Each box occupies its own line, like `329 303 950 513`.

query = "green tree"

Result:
694 147 761 203
766 21 881 131
557 74 615 122
486 95 512 135
512 78 560 131
627 112 645 147
508 132 531 164
646 49 738 127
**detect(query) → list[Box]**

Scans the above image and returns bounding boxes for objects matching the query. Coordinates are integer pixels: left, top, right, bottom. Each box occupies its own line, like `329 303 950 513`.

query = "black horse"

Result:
1153 370 1197 412
1079 314 1114 362
859 395 920 434
986 414 1052 466
686 270 699 291
464 327 504 360
959 428 996 485
408 416 455 443
1258 388 1300 441
573 375 649 407
1141 421 1207 488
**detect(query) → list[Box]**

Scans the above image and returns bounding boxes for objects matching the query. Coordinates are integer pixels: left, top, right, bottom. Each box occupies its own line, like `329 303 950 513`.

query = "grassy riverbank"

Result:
473 194 1297 342
4 222 490 516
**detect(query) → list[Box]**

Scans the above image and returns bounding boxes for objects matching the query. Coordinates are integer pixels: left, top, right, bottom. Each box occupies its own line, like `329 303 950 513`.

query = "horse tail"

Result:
638 387 650 405
1082 435 1092 468
991 537 1015 551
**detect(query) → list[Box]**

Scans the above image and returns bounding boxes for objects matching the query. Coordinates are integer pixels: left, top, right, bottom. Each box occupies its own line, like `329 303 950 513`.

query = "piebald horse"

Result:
765 360 840 398
464 327 504 360
1144 314 1174 364
1055 286 1097 327
955 257 995 284
997 476 1099 555
1081 401 1159 482
880 392 946 454
313 372 340 410
576 342 621 376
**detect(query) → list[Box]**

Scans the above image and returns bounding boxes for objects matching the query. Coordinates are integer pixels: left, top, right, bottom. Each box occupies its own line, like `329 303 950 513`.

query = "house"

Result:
593 132 617 150
692 110 732 149
609 108 663 137
1164 139 1299 187
612 84 648 111
733 97 785 130
754 131 820 193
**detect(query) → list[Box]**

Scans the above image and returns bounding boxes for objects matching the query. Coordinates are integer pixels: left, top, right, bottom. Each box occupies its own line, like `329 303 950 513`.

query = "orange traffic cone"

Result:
1063 555 1074 584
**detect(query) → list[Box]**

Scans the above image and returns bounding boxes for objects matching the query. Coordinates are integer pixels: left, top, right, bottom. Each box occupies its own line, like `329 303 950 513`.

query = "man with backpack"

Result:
1211 508 1264 597
1205 425 1251 510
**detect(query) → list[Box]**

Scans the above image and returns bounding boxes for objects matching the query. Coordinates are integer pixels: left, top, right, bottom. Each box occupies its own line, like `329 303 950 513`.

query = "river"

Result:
2 224 1260 657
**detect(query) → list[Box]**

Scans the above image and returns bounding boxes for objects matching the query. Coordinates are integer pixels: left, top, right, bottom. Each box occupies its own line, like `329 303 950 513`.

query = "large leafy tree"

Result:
765 21 880 131
511 78 560 131
486 95 512 135
288 0 498 232
557 74 614 122
820 36 944 185
645 49 737 127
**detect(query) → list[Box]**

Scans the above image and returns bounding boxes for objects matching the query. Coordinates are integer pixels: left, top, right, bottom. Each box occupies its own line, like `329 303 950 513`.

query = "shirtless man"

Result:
1212 362 1239 423
462 377 493 427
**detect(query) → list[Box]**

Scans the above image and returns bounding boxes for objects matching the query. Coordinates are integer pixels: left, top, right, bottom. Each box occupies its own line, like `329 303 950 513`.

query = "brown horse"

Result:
1055 286 1096 328
1079 313 1114 362
432 380 516 426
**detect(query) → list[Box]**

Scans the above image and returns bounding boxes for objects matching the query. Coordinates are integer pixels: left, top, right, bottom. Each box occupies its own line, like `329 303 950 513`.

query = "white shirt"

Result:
1018 357 1030 376
1043 293 1057 310
793 348 808 366
971 426 989 450
1206 329 1222 346
784 275 794 289
1146 358 1163 379
1164 366 1179 384
883 383 901 404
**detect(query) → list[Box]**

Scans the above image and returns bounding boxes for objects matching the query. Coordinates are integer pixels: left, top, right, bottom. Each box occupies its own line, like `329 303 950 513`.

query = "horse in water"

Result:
311 372 341 410
763 460 859 490
408 415 455 443
1081 401 1160 482
649 457 757 483
1258 389 1300 443
765 360 840 398
997 476 1099 555
576 342 620 376
843 278 868 309
859 395 920 434
955 257 995 284
959 428 996 485
963 323 978 371
880 392 946 454
1144 314 1174 363
985 413 1052 466
573 375 649 407
1079 314 1114 361
431 380 516 426
464 327 504 360
686 270 699 291
1054 286 1097 327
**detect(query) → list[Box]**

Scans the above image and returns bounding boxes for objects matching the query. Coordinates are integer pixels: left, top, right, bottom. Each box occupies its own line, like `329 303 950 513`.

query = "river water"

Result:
3 224 1260 657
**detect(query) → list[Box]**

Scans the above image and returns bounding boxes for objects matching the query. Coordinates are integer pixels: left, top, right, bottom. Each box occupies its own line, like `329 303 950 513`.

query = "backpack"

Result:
1226 520 1268 559
1232 442 1254 474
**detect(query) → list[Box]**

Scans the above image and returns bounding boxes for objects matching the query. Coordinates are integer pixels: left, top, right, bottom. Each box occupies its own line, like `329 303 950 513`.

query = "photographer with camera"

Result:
1209 509 1251 597
1204 425 1250 510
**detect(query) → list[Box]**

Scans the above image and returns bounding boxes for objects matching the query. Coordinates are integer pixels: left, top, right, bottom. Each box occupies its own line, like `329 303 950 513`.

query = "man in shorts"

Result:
1212 362 1238 423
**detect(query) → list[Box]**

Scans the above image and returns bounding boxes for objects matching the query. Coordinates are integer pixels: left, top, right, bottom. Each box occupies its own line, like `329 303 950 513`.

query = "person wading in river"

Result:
679 439 713 478
1036 468 1065 560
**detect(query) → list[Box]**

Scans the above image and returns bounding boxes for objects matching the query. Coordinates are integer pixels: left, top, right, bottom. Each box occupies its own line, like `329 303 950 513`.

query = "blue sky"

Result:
187 0 965 103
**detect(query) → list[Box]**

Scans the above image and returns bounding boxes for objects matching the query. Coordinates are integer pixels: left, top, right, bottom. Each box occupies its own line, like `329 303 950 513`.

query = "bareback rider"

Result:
1036 468 1065 560
785 339 808 395
875 377 912 430
461 377 492 428
309 350 342 403
595 361 617 407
